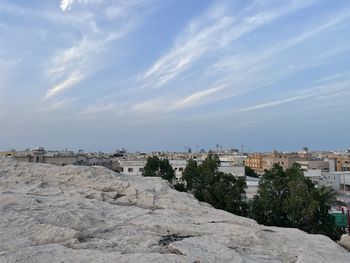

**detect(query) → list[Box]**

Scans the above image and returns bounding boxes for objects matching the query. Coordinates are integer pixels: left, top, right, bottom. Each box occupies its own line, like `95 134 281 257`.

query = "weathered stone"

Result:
0 158 349 262
339 234 350 251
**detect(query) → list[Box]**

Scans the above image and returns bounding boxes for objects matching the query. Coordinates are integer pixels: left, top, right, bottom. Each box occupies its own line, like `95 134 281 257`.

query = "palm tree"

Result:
317 185 344 208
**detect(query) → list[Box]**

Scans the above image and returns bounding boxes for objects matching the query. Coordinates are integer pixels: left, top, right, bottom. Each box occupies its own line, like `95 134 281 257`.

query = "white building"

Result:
117 156 245 180
118 160 146 176
333 172 350 193
304 170 350 193
169 159 187 181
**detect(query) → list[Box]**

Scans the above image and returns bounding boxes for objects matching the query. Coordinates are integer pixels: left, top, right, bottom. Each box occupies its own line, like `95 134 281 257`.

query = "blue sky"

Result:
1 0 350 152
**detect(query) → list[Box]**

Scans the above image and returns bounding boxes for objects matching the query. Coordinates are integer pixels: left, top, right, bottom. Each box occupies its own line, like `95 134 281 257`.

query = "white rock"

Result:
0 158 349 262
339 234 350 251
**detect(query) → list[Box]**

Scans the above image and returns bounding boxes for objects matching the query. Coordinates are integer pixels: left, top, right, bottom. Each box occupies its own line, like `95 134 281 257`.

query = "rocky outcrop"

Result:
0 158 349 262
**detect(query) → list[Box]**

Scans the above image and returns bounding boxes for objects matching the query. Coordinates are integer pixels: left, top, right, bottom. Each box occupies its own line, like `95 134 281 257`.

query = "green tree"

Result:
143 156 175 183
181 153 248 216
245 166 259 178
249 164 289 226
250 163 343 240
159 158 175 183
181 159 200 191
309 186 345 240
144 156 160 177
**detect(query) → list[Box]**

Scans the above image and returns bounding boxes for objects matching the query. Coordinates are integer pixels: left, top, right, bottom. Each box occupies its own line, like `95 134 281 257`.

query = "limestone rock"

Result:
0 158 349 262
339 234 350 251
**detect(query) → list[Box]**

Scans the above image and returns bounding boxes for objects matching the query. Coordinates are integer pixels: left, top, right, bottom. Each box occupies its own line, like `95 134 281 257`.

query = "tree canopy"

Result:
143 156 175 183
245 166 259 178
182 153 248 216
147 154 344 241
249 163 344 240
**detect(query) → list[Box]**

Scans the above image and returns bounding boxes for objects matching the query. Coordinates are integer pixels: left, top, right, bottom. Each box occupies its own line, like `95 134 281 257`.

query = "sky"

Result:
1 0 350 153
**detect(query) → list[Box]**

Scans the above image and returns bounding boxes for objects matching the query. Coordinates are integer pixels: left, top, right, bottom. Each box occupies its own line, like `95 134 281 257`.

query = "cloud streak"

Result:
45 0 153 100
229 80 350 114
60 0 74 11
45 71 84 100
140 0 315 90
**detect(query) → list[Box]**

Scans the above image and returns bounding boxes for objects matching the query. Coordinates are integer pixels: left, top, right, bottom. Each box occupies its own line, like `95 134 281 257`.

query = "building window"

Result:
179 167 184 172
128 168 133 172
139 168 144 172
120 167 124 172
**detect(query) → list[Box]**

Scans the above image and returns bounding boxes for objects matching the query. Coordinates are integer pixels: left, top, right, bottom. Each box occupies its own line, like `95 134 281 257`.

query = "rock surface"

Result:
0 158 349 263
339 235 350 251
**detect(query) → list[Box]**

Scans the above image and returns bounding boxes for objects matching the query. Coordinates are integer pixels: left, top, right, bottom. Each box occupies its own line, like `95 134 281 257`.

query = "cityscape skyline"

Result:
1 0 350 151
0 145 349 154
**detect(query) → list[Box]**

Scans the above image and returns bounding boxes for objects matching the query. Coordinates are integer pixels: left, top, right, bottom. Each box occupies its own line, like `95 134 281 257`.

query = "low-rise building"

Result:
118 160 147 176
245 154 264 174
262 152 305 171
169 159 187 181
335 154 350 172
0 150 16 157
297 159 330 172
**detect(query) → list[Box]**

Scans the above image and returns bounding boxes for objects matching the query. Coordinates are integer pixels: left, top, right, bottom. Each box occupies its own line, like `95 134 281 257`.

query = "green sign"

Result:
331 213 348 228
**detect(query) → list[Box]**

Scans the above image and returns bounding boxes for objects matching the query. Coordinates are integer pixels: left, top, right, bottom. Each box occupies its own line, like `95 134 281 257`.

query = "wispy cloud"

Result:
45 0 154 100
175 80 350 124
229 80 350 114
139 0 315 90
80 0 350 125
172 86 225 110
123 12 350 116
45 71 84 100
60 0 74 11
316 73 343 83
60 0 104 12
82 103 121 114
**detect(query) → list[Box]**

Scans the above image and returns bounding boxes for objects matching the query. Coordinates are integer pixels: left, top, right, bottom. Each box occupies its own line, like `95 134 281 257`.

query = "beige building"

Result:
262 152 305 171
0 150 16 157
12 148 81 166
335 154 350 171
245 154 264 173
296 159 330 172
